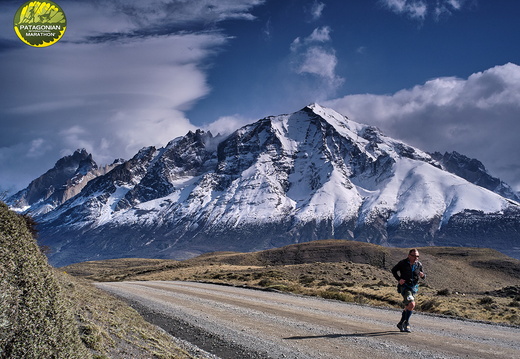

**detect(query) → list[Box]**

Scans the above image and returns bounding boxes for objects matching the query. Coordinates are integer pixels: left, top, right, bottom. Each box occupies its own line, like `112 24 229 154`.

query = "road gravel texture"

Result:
95 281 520 359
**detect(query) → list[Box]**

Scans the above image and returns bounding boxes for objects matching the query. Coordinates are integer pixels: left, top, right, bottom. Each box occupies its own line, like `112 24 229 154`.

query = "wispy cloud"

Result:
297 47 340 82
27 139 51 159
325 63 520 191
60 0 266 43
433 0 469 19
262 17 273 40
290 26 344 92
356 46 367 54
309 1 326 21
204 114 253 137
308 26 332 42
381 0 427 20
290 26 331 51
0 0 265 192
380 0 470 21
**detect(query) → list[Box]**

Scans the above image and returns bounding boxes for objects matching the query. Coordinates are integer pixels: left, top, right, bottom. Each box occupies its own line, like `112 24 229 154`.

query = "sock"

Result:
399 310 406 323
405 310 413 322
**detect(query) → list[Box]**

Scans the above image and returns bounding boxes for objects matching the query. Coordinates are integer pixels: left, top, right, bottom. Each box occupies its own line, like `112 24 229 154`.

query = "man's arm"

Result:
391 262 401 281
418 262 426 279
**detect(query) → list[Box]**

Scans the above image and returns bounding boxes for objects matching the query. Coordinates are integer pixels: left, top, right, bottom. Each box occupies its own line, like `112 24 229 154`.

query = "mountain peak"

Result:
7 149 113 214
431 151 520 202
74 148 88 155
19 105 520 265
55 148 95 169
303 103 348 119
305 102 324 111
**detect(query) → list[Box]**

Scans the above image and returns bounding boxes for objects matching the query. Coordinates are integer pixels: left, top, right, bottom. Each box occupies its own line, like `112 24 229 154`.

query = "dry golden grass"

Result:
0 202 196 359
55 271 195 359
64 240 520 327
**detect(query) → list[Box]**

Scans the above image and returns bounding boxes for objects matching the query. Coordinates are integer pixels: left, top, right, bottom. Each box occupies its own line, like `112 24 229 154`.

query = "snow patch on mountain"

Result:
379 158 507 226
19 103 520 265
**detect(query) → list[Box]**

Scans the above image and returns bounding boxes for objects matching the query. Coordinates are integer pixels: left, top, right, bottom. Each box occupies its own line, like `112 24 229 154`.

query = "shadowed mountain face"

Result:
7 149 121 216
429 151 520 202
11 104 520 266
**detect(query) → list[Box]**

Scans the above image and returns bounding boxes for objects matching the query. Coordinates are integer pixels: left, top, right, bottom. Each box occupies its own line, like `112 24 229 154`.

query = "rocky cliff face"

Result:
14 104 520 266
430 151 520 202
7 149 121 216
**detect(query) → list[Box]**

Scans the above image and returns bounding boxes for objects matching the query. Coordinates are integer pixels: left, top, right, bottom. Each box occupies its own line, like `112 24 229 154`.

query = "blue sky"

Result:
1 0 520 193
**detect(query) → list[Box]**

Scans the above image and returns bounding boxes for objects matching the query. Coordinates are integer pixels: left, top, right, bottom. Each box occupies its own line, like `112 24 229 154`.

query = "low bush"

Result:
436 288 451 296
479 296 495 305
0 202 90 358
299 275 315 285
508 300 520 308
319 290 351 302
419 299 440 311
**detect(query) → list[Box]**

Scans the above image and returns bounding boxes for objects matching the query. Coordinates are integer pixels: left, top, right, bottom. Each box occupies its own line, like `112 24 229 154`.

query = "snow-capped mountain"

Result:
429 151 520 202
7 149 121 216
15 104 520 266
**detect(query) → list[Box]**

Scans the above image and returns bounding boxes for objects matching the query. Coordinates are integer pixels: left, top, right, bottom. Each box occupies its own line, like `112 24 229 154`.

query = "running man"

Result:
391 248 426 332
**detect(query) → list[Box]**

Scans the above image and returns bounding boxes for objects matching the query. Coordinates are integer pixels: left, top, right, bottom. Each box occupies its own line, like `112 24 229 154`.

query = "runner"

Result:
391 248 426 332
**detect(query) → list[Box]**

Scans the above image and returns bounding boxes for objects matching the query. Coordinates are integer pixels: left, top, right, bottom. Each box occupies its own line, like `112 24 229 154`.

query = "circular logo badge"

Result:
13 1 67 47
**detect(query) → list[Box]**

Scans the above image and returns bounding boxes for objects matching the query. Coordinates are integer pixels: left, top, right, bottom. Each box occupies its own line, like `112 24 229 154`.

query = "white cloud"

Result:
309 1 326 21
308 26 332 42
290 27 344 94
1 32 217 159
356 46 367 54
0 0 265 193
56 0 266 43
204 114 252 137
291 26 331 51
380 0 469 20
27 139 51 159
381 0 427 20
298 47 339 80
58 126 94 156
262 18 272 39
324 63 520 191
434 0 467 19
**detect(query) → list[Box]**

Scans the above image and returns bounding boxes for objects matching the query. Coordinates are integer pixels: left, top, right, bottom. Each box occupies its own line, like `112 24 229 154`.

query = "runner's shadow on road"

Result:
284 331 400 340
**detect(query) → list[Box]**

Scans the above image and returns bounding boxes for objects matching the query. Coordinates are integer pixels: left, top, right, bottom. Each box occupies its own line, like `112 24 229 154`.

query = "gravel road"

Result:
95 281 520 359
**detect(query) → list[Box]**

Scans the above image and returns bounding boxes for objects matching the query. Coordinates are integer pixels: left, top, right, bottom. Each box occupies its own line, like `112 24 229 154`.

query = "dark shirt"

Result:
391 258 424 287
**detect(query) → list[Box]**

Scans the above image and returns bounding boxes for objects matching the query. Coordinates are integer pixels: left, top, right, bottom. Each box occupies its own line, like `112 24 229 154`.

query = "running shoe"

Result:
397 321 405 332
403 321 411 332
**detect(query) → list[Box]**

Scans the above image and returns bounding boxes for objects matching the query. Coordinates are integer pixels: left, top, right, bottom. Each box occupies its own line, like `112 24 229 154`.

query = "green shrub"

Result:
79 320 106 351
479 296 495 305
299 275 315 285
437 288 451 296
0 202 90 358
258 278 272 287
319 290 352 302
508 300 520 308
419 299 440 311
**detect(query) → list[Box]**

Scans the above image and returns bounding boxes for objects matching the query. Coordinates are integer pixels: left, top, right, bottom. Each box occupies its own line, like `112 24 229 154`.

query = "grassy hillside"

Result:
9 190 517 358
65 240 520 326
0 202 196 359
55 271 198 359
0 202 89 358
